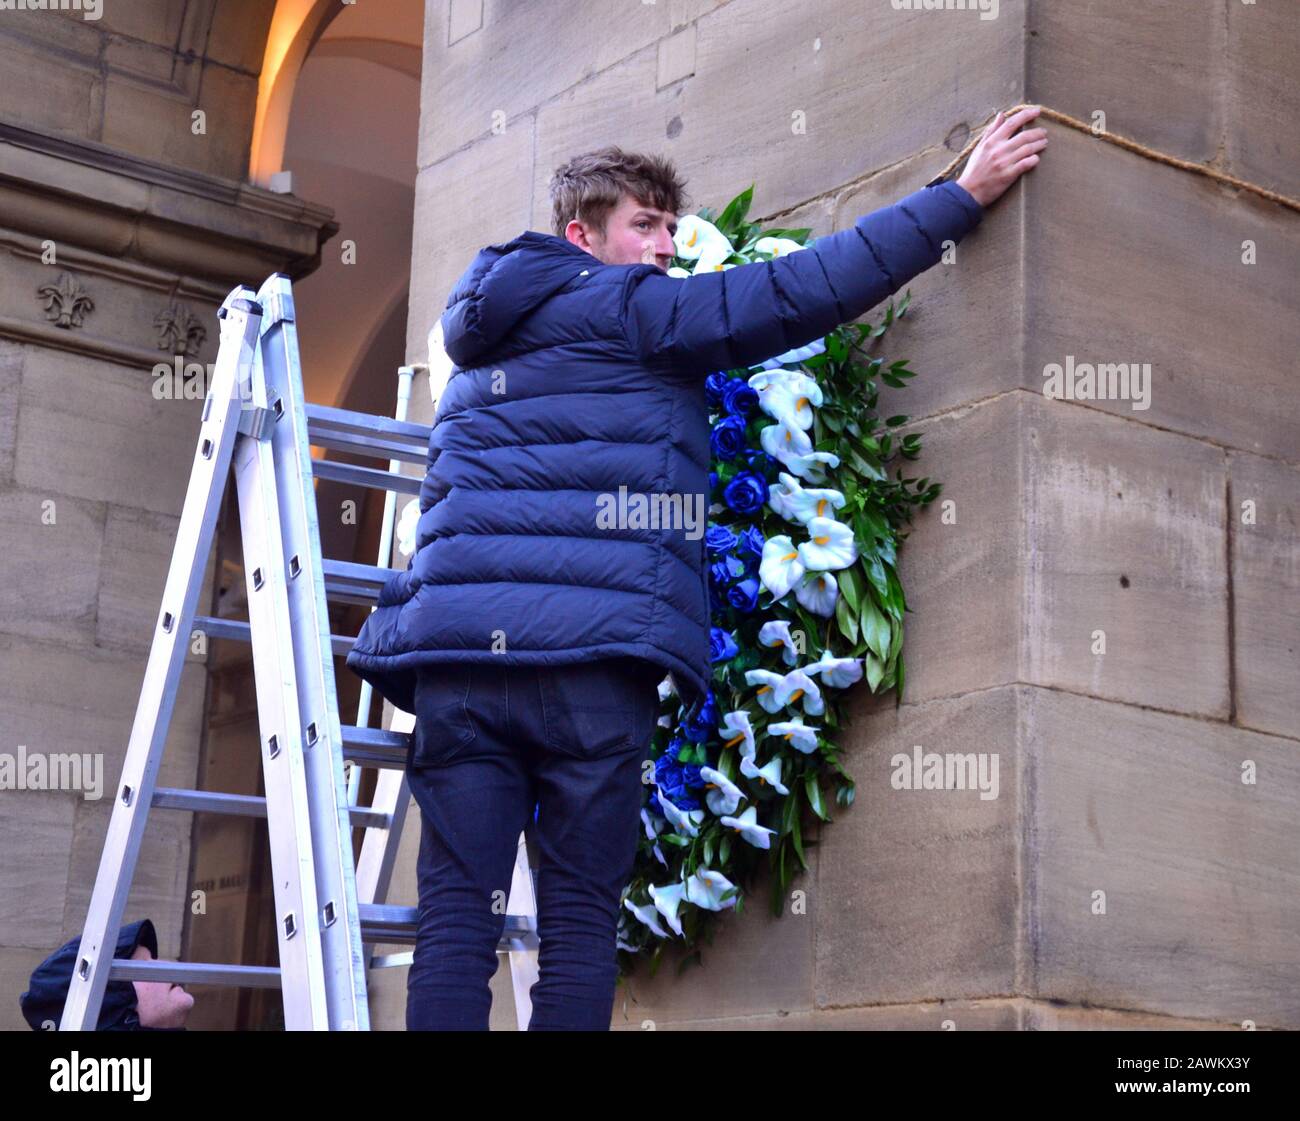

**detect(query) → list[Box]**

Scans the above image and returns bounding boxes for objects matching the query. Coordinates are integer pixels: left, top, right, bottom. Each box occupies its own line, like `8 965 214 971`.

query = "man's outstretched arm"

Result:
623 106 1047 378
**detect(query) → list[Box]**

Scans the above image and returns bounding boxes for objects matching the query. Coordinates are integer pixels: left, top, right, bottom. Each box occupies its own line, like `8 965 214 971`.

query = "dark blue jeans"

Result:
404 655 663 1030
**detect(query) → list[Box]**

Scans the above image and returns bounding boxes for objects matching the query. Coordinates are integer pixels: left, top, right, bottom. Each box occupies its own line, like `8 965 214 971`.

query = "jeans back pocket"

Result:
539 658 660 760
409 664 477 768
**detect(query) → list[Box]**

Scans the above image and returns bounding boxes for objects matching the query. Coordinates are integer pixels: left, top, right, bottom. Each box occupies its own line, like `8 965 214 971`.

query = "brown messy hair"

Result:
548 145 689 239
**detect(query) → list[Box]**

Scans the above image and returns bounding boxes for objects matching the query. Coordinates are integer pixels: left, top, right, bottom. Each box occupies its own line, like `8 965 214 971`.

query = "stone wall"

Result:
0 0 333 1029
388 0 1299 1029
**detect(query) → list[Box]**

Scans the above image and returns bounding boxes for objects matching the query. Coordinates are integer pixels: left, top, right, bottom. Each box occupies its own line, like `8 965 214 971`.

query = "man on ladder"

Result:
345 116 1043 1030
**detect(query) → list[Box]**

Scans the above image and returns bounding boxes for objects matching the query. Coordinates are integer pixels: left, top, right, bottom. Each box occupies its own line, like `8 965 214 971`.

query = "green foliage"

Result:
618 184 943 971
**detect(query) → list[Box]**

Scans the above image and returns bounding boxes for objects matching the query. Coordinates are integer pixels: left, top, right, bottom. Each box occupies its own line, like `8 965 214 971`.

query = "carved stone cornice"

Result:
0 121 339 287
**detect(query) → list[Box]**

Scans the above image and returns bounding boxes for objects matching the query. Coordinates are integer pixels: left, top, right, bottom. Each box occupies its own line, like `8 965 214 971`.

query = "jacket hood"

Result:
440 231 602 367
20 918 161 1030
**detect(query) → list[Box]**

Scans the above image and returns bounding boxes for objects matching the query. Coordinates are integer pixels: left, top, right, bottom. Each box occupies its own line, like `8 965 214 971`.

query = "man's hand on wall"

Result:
956 106 1048 208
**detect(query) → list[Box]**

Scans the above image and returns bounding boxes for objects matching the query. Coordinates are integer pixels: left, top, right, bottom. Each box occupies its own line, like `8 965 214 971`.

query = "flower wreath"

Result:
616 185 943 977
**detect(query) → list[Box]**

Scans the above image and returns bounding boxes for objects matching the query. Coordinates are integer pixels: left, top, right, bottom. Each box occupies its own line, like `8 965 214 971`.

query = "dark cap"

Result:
20 918 159 1031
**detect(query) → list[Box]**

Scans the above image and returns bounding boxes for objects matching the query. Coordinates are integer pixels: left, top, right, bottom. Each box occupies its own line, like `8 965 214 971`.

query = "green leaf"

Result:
859 595 891 661
805 772 828 821
715 185 754 234
864 652 885 691
836 568 861 615
834 592 859 645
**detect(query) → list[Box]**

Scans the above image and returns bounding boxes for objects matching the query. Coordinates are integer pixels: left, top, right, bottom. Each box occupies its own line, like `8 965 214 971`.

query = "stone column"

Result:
0 2 334 1027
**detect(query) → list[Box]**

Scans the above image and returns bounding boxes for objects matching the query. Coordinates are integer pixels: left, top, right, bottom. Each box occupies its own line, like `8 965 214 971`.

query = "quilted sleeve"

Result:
622 179 983 377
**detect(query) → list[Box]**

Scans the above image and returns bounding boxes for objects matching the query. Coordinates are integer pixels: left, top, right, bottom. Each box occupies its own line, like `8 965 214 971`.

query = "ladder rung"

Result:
358 904 538 948
339 724 411 768
193 614 356 657
153 788 391 830
322 558 397 605
306 403 431 461
109 957 282 989
312 458 422 496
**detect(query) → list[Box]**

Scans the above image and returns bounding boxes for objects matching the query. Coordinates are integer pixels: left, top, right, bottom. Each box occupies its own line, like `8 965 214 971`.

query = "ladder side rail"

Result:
59 291 263 1030
233 314 333 1030
255 274 369 1030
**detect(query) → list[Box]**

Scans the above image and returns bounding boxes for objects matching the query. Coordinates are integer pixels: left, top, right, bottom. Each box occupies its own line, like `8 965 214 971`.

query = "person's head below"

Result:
20 918 194 1031
550 145 690 273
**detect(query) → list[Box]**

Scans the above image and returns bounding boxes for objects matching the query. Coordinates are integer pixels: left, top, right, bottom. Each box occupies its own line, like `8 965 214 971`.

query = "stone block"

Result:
61 797 192 962
1026 0 1221 170
874 391 1022 704
1023 123 1300 460
817 686 1022 1007
14 347 206 517
0 633 206 797
0 486 103 648
408 122 534 361
0 791 76 949
1224 0 1300 199
1229 451 1300 740
1029 687 1300 1029
834 149 1023 422
420 0 669 170
1022 392 1229 718
0 944 58 1030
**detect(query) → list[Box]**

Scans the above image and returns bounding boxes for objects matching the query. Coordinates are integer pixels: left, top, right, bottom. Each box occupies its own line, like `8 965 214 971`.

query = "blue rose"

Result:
709 559 732 588
710 626 739 663
709 582 727 615
744 448 775 472
682 690 717 743
727 577 760 613
723 471 769 515
705 524 738 555
709 415 747 461
681 762 704 787
708 469 719 491
722 379 759 416
704 371 730 407
739 525 766 558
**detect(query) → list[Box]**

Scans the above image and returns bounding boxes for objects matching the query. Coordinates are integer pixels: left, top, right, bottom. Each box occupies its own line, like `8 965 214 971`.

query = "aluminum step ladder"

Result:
60 273 540 1030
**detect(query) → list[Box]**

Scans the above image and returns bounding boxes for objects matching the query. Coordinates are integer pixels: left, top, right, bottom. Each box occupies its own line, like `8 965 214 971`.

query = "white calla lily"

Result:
748 370 823 430
673 213 731 261
395 498 420 557
768 472 846 525
740 752 790 795
753 235 805 259
757 620 800 666
699 765 746 816
759 416 814 461
797 516 859 571
743 668 788 714
658 796 705 838
758 534 805 600
624 897 672 938
794 570 838 616
767 715 822 753
648 881 689 936
782 449 840 483
719 804 778 849
773 667 825 716
756 336 827 371
806 650 865 688
717 709 757 760
684 869 739 911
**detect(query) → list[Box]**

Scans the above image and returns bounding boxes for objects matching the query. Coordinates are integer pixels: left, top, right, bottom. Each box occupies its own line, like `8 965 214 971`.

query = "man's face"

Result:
130 944 194 1028
565 193 678 272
